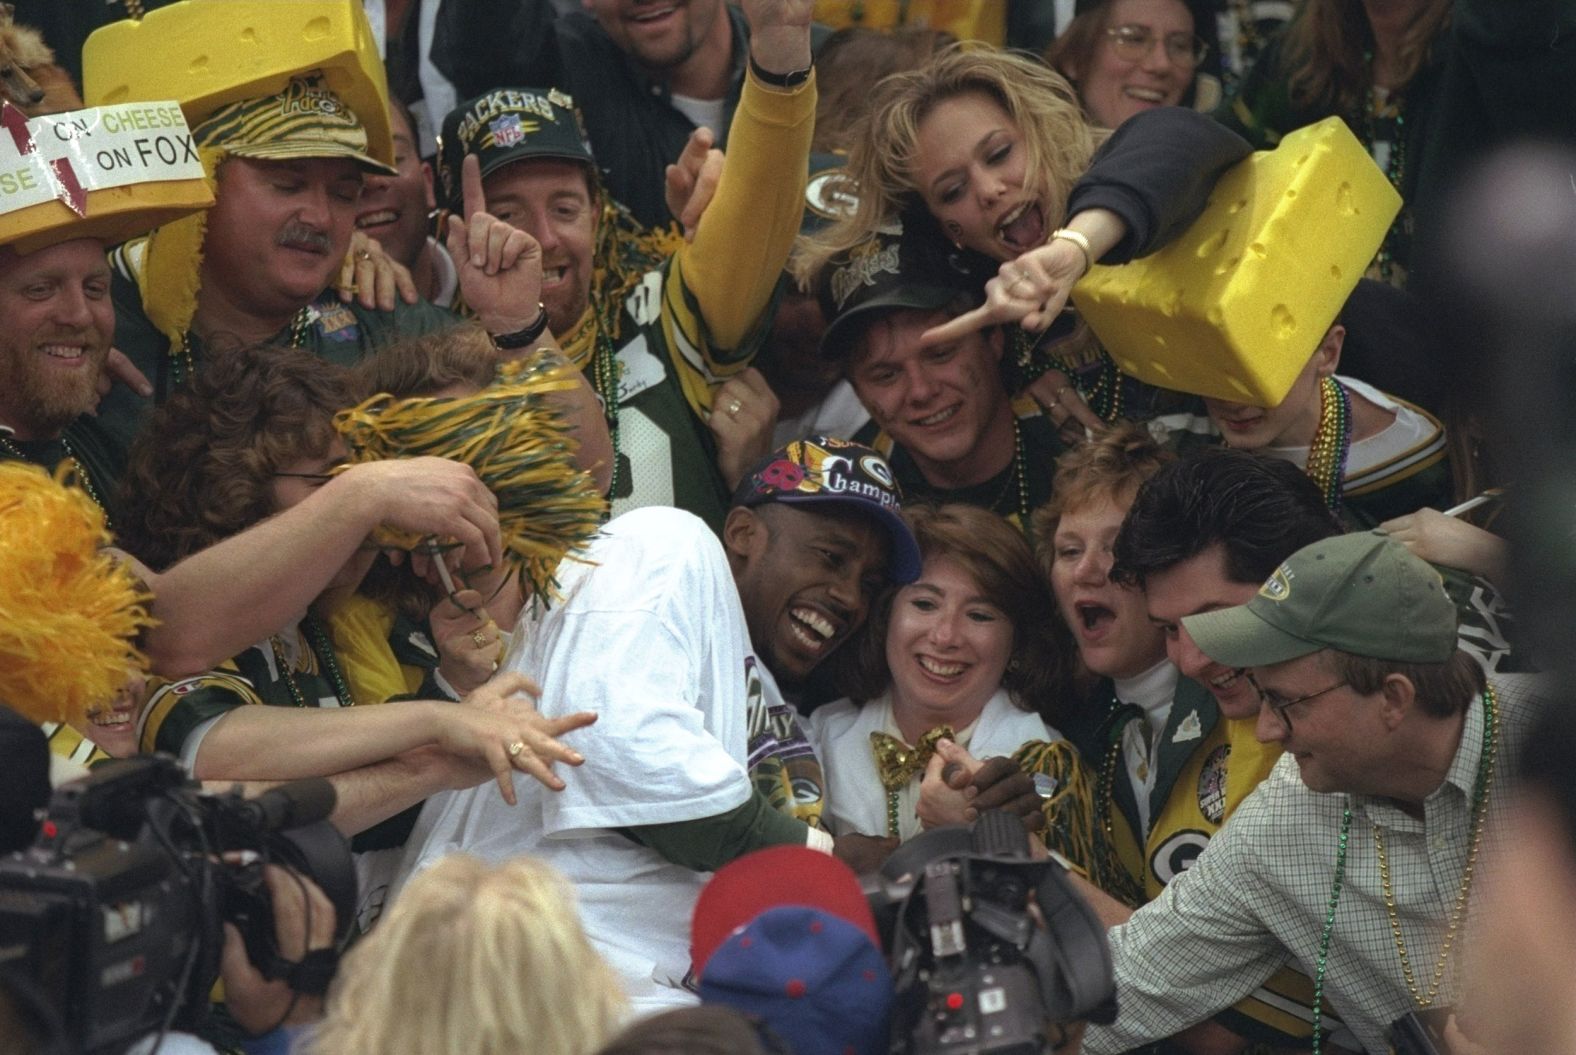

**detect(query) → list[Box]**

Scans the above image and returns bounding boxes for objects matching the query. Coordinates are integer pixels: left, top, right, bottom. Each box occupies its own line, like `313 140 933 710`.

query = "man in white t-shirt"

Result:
396 505 771 1012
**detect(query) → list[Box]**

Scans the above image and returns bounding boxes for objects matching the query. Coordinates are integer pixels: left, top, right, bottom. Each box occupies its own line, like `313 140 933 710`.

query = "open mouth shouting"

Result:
1073 600 1117 643
996 201 1045 254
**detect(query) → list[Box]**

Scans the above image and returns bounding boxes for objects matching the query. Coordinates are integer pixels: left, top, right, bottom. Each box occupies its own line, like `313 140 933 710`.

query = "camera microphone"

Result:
235 778 338 832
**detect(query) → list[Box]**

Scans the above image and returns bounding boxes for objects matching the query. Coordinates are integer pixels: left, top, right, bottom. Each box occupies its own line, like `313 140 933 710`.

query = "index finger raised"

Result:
461 152 486 222
919 302 1006 348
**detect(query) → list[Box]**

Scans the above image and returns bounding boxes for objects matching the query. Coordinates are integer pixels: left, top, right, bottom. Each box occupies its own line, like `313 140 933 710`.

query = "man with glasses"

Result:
1081 530 1540 1055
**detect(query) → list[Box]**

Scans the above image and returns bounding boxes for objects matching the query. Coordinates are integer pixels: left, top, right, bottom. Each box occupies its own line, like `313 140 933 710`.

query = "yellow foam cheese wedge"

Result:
1072 116 1402 406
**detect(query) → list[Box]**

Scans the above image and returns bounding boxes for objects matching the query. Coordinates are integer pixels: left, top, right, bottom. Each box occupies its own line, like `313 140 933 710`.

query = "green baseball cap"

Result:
1181 530 1458 668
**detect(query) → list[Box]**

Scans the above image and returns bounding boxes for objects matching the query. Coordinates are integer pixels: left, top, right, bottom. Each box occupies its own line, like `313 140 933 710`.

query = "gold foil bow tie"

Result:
870 726 957 792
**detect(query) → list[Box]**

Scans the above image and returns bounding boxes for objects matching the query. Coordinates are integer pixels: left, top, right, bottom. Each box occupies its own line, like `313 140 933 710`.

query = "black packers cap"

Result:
437 87 594 211
732 436 922 584
817 226 978 361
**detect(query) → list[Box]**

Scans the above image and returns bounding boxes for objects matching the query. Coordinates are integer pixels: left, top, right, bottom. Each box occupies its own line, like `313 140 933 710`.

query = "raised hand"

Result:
446 152 546 336
665 126 724 241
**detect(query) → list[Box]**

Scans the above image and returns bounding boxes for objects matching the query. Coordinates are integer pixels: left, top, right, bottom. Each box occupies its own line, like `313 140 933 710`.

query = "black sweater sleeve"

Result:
1066 107 1253 264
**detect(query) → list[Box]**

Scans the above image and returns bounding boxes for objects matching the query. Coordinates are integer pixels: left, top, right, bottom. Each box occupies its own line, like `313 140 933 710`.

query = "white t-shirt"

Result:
806 688 1055 840
394 507 755 1014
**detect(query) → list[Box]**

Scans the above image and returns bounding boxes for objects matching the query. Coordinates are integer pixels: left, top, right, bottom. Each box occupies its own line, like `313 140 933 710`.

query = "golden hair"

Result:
303 855 627 1055
840 503 1078 726
792 44 1098 286
1282 0 1451 115
1030 422 1173 580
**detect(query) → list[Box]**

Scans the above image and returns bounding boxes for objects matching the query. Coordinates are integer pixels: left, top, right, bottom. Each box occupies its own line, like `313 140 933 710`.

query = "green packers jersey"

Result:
559 220 770 536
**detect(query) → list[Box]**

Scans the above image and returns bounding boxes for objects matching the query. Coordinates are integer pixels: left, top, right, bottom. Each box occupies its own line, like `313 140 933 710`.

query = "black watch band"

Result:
749 56 811 89
490 303 550 350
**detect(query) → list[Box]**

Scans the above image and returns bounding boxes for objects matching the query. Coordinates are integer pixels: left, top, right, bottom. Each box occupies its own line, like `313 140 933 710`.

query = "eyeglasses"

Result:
272 471 338 483
1247 673 1348 735
1105 24 1209 68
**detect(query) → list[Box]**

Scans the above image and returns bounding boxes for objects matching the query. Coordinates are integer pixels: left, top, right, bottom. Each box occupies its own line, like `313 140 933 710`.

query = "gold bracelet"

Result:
1049 228 1094 276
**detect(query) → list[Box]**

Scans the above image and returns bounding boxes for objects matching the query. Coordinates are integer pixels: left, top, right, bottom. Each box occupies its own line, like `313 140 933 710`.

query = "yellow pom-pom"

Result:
0 461 153 726
335 360 606 600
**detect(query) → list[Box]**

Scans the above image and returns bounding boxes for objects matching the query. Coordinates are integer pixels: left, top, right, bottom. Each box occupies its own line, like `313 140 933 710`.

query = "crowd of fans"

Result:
1 0 1573 1053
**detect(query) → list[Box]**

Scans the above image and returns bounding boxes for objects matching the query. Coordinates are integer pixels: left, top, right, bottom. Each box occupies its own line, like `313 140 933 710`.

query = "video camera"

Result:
863 810 1117 1054
0 755 356 1054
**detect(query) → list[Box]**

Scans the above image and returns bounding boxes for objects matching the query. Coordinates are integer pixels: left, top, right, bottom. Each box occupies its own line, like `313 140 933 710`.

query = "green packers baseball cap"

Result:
1181 530 1458 667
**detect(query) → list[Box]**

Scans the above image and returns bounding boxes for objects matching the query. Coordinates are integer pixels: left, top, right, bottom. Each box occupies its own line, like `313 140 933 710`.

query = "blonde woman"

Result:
793 44 1248 433
302 855 627 1055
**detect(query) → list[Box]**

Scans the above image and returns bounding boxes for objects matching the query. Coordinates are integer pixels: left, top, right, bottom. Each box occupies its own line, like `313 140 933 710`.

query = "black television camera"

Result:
0 755 356 1054
864 810 1117 1054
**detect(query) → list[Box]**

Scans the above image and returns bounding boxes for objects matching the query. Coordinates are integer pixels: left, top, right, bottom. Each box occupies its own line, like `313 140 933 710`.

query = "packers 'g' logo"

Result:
1259 565 1294 601
1150 830 1211 886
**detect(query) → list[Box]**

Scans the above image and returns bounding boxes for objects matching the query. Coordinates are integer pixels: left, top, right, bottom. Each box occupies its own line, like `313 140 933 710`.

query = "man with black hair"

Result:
1112 449 1344 721
1082 532 1543 1055
1115 448 1526 712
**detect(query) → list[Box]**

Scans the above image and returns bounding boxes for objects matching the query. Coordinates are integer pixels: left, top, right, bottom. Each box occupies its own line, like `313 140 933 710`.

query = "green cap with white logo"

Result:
1181 530 1459 668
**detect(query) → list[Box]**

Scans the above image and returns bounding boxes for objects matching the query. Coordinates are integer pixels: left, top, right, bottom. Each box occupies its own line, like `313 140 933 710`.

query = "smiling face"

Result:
727 503 890 684
1144 545 1263 718
1249 650 1377 794
912 91 1042 263
847 307 1012 488
356 103 435 270
886 554 1015 731
1049 493 1166 680
588 0 724 70
72 671 147 759
483 158 597 336
0 238 114 439
201 157 364 321
1075 0 1196 129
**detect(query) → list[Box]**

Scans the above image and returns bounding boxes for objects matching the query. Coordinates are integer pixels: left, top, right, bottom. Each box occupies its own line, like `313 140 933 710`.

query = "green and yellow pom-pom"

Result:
0 461 153 726
334 358 606 601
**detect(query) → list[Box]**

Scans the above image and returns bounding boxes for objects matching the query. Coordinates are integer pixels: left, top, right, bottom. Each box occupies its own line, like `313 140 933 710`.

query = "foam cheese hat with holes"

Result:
80 0 392 170
0 101 213 255
1070 117 1401 406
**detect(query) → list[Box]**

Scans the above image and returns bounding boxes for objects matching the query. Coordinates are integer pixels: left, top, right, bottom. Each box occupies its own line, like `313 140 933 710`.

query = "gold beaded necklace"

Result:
1373 692 1499 1007
172 307 314 387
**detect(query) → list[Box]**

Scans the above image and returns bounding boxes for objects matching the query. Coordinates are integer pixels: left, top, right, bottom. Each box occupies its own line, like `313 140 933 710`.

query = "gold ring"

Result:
726 399 742 416
1052 387 1069 401
355 249 372 261
507 740 526 758
471 630 488 648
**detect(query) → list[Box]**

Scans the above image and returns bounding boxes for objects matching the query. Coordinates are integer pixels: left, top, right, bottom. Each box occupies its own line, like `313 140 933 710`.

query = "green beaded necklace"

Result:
1309 686 1498 1054
269 615 357 708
